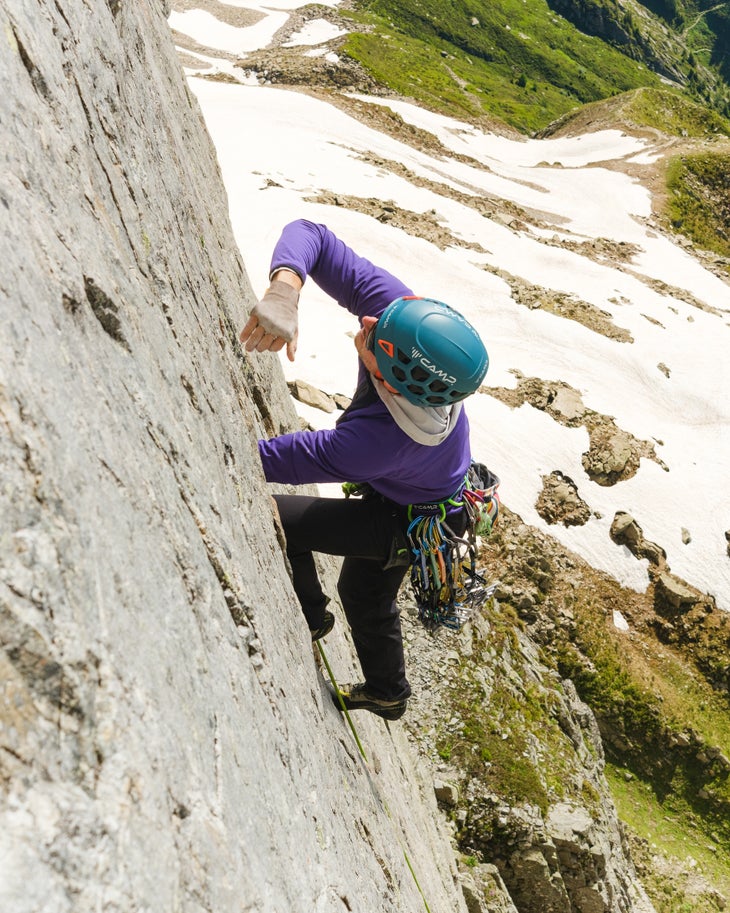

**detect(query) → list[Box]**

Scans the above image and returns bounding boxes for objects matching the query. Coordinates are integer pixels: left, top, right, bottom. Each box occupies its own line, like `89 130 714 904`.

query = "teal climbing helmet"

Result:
371 296 489 406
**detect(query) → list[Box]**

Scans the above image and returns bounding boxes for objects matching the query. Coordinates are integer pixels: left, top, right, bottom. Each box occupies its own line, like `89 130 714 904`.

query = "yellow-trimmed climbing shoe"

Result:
334 682 408 721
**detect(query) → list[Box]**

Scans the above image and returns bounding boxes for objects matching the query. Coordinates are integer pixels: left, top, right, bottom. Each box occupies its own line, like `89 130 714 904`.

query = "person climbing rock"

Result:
240 220 489 721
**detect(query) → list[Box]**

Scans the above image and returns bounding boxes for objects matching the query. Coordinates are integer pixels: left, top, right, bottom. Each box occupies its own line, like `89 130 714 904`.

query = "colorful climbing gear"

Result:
407 462 500 631
341 463 500 631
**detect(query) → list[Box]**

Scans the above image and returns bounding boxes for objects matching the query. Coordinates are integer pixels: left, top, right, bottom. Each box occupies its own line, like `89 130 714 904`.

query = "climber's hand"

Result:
240 279 299 362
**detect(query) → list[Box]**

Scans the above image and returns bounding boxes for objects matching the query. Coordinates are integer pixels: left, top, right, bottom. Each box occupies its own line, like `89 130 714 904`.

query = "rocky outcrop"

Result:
503 275 634 343
461 862 520 912
402 595 658 913
484 374 666 486
536 471 592 527
287 378 338 413
479 505 730 893
608 511 717 622
609 512 667 567
236 45 379 92
0 1 468 910
582 425 640 486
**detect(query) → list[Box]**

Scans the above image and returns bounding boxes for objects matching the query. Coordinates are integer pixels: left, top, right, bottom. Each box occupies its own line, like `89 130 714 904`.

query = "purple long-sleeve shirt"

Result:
258 220 472 506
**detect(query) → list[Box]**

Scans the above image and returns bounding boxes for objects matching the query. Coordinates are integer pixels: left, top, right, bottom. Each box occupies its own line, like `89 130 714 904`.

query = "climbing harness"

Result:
406 462 500 631
342 462 500 631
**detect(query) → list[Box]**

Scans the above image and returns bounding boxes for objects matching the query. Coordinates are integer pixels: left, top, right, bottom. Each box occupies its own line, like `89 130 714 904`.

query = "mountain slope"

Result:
341 0 730 131
169 2 730 910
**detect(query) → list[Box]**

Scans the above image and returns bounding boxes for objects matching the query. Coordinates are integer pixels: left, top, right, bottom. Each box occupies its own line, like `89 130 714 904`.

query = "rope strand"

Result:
316 640 368 762
317 639 433 913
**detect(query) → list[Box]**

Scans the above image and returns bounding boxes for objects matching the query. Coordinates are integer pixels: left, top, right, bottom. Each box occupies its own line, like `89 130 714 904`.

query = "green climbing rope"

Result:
403 847 433 913
316 640 368 762
316 639 434 913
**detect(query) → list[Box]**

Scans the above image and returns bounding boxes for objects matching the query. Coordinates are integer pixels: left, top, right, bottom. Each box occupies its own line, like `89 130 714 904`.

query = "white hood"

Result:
371 377 462 446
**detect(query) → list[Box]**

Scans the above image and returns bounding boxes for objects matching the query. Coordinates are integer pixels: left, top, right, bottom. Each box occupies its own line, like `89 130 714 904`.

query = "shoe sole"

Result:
330 688 407 721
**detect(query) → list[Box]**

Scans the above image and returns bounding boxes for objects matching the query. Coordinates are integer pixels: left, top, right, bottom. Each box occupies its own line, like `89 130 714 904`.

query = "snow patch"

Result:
283 20 347 47
183 33 730 612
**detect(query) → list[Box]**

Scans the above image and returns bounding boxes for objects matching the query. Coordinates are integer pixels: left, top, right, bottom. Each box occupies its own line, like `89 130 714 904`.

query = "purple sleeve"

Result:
269 220 412 320
259 416 406 486
258 409 473 502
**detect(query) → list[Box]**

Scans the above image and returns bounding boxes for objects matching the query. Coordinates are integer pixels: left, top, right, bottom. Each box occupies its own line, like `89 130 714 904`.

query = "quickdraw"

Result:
407 462 500 632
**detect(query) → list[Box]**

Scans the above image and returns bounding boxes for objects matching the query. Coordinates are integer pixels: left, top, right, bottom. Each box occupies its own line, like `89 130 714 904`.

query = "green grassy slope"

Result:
342 0 730 133
666 151 730 257
541 85 730 136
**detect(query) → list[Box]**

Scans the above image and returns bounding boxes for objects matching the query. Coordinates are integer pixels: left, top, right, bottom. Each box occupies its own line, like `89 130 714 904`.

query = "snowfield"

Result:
169 0 730 611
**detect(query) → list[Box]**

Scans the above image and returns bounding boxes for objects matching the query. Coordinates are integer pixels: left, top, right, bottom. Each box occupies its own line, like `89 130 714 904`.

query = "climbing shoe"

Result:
332 683 408 721
310 610 335 642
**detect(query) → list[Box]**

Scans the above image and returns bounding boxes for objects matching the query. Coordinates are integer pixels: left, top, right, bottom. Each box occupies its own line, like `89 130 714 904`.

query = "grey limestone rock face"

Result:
461 862 519 913
0 1 466 911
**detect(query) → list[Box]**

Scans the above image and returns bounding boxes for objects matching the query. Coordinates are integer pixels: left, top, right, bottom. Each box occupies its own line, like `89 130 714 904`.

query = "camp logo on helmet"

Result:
377 339 457 386
411 347 457 385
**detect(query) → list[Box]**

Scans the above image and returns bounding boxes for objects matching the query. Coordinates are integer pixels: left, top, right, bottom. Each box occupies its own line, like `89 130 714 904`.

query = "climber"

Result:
240 220 489 721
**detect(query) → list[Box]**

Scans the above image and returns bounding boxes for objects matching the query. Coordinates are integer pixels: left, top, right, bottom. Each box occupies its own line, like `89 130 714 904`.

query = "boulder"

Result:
655 573 702 612
583 426 640 485
435 779 460 806
610 512 666 567
461 863 519 913
287 378 337 412
536 471 591 527
610 512 643 548
551 387 585 422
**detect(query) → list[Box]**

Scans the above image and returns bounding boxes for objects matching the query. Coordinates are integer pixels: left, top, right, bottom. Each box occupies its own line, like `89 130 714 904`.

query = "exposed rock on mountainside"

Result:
305 190 489 251
401 587 657 913
483 373 667 484
610 511 667 566
493 272 635 343
474 507 730 908
238 44 377 92
536 471 592 526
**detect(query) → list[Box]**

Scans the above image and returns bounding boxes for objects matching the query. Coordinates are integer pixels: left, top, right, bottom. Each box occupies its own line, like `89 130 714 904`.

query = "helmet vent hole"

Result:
429 380 448 393
407 384 425 396
426 395 447 404
396 348 411 365
410 365 429 383
392 366 406 382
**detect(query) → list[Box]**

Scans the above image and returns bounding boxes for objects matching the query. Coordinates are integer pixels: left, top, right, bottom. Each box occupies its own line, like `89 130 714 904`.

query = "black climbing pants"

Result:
273 493 413 701
273 492 468 702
